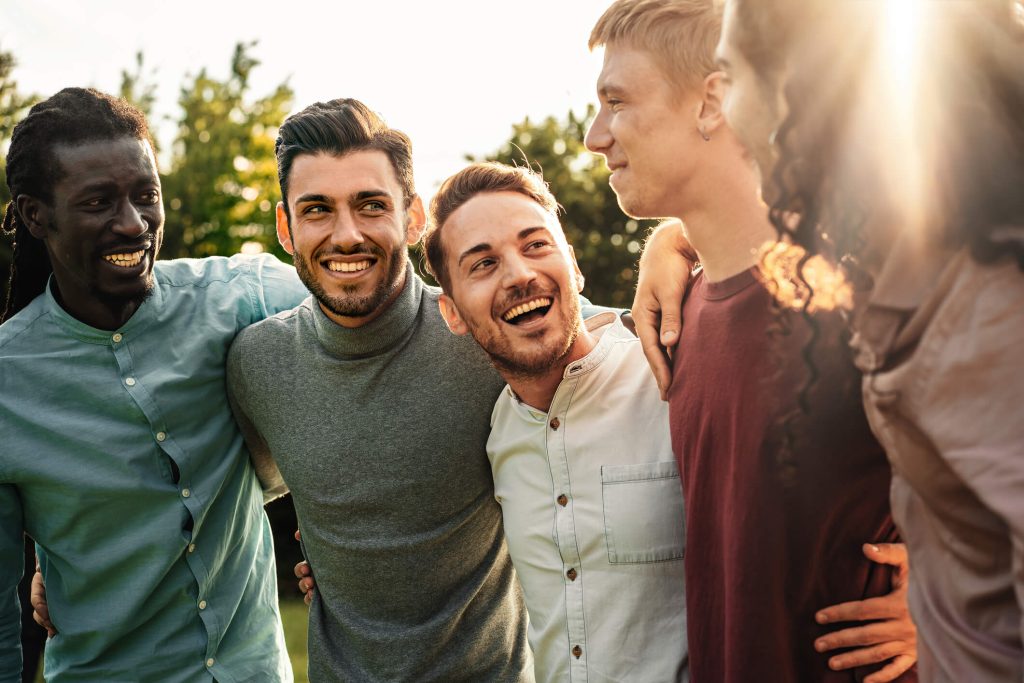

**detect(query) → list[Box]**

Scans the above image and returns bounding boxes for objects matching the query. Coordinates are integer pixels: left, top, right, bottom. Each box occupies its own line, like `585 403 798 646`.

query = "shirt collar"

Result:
311 261 424 359
44 271 163 344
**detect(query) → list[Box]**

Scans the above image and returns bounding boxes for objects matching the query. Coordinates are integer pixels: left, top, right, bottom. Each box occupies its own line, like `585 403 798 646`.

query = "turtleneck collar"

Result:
311 261 425 359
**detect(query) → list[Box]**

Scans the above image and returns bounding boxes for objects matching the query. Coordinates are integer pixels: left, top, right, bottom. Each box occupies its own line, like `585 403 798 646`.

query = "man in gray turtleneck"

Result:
226 99 532 682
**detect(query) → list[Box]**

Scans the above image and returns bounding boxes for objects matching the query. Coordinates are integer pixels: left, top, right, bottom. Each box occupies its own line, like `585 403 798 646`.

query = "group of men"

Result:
2 1 919 682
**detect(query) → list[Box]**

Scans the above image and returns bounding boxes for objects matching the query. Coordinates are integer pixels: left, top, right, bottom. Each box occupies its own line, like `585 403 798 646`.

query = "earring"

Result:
699 127 711 142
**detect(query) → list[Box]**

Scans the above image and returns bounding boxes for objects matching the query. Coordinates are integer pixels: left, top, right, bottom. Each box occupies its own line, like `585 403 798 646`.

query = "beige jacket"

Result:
852 236 1024 682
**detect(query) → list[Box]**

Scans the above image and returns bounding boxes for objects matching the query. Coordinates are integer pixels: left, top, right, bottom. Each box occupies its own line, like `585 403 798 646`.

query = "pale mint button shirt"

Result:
0 254 306 683
487 314 688 683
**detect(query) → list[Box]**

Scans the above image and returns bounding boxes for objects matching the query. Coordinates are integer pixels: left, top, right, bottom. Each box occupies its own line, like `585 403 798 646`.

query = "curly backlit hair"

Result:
1 87 154 323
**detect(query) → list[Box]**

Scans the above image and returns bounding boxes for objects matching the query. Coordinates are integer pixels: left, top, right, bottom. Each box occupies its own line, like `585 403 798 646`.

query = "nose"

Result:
329 211 365 251
111 200 148 238
501 253 538 291
584 108 612 155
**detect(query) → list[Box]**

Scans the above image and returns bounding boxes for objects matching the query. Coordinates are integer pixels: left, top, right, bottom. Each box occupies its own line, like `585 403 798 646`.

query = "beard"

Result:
469 284 582 380
293 242 407 319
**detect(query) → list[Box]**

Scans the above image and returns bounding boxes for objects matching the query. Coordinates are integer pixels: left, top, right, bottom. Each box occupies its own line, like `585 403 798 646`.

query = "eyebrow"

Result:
294 193 333 206
457 226 549 267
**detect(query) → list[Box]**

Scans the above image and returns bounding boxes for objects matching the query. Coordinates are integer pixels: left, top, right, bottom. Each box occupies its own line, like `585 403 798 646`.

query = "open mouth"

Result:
501 297 553 326
324 259 374 274
102 250 146 269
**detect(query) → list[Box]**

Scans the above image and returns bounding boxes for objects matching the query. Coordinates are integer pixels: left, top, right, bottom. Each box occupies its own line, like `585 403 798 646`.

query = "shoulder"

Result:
155 253 289 288
0 297 50 353
232 300 310 351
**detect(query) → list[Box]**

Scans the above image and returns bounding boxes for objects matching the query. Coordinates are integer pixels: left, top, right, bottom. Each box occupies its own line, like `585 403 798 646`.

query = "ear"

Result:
567 244 585 293
438 293 469 335
16 195 50 240
697 71 727 137
275 202 295 255
405 195 426 246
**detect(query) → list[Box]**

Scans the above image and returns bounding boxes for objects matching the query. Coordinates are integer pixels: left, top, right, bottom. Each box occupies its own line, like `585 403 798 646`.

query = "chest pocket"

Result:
601 460 686 564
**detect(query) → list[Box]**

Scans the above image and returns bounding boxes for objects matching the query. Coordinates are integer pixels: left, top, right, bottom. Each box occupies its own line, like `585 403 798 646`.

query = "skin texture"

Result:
17 137 164 331
585 44 707 220
434 191 591 411
275 149 425 329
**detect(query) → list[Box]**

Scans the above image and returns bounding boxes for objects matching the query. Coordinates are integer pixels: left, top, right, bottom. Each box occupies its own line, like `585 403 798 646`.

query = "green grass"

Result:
31 598 310 683
280 597 310 683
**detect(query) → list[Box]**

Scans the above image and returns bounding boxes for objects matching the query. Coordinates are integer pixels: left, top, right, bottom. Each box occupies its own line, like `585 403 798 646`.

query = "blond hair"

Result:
589 0 722 91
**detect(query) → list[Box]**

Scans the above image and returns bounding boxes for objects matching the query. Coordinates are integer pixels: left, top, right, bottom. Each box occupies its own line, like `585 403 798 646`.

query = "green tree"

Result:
160 42 293 260
119 51 159 126
466 106 655 308
0 47 40 305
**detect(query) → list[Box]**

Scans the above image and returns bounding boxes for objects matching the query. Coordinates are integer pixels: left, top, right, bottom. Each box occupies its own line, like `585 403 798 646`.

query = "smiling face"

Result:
276 149 425 327
21 136 164 329
717 0 787 186
585 43 704 219
438 191 585 379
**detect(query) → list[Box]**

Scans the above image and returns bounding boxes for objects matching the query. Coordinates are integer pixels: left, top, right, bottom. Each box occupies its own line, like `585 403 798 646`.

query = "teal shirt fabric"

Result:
0 254 308 683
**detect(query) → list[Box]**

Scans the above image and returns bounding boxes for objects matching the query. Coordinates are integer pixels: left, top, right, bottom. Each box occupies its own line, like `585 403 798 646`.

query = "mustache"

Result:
493 283 555 317
314 244 385 260
95 239 154 256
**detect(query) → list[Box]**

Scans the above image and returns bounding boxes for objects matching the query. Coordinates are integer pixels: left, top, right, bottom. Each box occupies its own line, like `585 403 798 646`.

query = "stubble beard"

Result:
294 244 407 319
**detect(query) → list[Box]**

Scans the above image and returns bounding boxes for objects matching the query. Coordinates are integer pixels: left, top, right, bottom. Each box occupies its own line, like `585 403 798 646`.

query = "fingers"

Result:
294 560 311 579
863 654 917 683
815 619 914 653
863 542 909 569
304 588 313 607
824 640 915 672
30 570 56 637
817 590 906 624
295 559 316 605
294 529 302 542
637 323 674 399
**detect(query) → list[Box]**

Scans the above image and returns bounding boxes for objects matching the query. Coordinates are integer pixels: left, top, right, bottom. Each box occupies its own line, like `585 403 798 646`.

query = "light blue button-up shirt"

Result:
0 254 307 682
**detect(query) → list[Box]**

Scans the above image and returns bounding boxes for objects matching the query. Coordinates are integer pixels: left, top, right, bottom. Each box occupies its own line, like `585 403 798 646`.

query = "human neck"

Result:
504 322 598 413
672 166 776 283
55 285 145 331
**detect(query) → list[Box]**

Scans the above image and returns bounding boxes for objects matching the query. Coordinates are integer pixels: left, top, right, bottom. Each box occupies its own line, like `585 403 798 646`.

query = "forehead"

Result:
444 191 561 254
597 43 675 93
287 150 401 202
53 137 158 193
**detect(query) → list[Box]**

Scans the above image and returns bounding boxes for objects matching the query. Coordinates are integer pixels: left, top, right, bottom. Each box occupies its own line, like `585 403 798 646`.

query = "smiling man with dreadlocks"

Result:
0 87 307 682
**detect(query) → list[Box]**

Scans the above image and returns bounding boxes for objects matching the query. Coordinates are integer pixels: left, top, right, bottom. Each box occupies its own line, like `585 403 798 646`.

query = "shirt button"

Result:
188 543 196 553
572 645 583 659
156 431 167 442
112 333 123 343
181 488 191 498
206 658 215 667
550 417 560 430
198 600 207 610
557 494 568 507
566 568 578 581
125 377 136 387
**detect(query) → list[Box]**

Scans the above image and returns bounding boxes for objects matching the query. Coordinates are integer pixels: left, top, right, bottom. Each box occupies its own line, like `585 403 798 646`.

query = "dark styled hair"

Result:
1 87 154 323
422 162 559 293
274 98 415 222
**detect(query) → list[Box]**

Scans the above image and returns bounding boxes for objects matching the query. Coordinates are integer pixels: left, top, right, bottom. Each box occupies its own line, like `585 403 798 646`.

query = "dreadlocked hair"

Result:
1 87 153 323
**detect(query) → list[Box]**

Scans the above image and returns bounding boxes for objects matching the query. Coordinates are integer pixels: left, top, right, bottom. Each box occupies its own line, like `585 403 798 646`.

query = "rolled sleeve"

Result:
0 484 25 683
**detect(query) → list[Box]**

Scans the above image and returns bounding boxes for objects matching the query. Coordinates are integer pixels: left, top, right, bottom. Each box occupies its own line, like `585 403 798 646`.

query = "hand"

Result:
294 529 316 606
31 561 56 638
632 220 695 399
814 543 917 683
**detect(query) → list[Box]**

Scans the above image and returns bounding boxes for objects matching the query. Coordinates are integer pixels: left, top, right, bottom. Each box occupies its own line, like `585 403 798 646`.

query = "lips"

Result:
501 296 554 326
100 243 153 270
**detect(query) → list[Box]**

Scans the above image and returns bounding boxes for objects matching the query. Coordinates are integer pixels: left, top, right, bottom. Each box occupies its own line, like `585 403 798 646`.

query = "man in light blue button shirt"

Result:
0 88 305 681
422 162 688 683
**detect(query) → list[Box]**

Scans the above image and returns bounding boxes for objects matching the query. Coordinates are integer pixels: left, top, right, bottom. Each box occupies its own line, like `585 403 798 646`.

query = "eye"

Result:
362 200 387 212
81 197 107 209
527 239 550 250
303 204 329 215
139 190 161 205
470 257 496 272
606 98 624 111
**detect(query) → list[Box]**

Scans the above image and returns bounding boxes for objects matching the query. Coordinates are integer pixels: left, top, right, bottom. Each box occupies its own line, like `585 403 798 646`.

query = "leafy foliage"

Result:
160 42 293 260
475 106 655 308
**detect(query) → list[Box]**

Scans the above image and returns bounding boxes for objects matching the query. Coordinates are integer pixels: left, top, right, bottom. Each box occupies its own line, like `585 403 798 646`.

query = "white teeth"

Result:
326 260 371 273
502 297 553 322
103 250 144 268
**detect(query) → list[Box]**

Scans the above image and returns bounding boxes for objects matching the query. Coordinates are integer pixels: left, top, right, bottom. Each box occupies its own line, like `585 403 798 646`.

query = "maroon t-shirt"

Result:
668 268 912 682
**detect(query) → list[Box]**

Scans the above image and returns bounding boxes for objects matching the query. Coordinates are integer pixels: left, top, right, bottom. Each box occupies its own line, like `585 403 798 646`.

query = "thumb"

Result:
660 310 681 347
863 542 908 567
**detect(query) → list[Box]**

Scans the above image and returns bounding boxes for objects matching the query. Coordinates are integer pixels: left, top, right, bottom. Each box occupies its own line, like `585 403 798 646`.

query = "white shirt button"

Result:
206 658 215 667
198 600 207 610
125 377 136 387
112 333 123 343
156 432 167 442
181 488 191 498
188 543 196 553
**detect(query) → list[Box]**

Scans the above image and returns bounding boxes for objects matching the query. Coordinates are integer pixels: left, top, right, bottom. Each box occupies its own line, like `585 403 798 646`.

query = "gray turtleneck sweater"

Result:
226 267 531 682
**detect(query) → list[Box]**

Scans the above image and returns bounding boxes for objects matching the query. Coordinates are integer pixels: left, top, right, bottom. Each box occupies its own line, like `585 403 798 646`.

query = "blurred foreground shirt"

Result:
0 254 306 682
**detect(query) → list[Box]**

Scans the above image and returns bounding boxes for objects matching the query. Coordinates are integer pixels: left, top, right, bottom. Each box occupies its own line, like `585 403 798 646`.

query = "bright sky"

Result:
1 0 610 204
